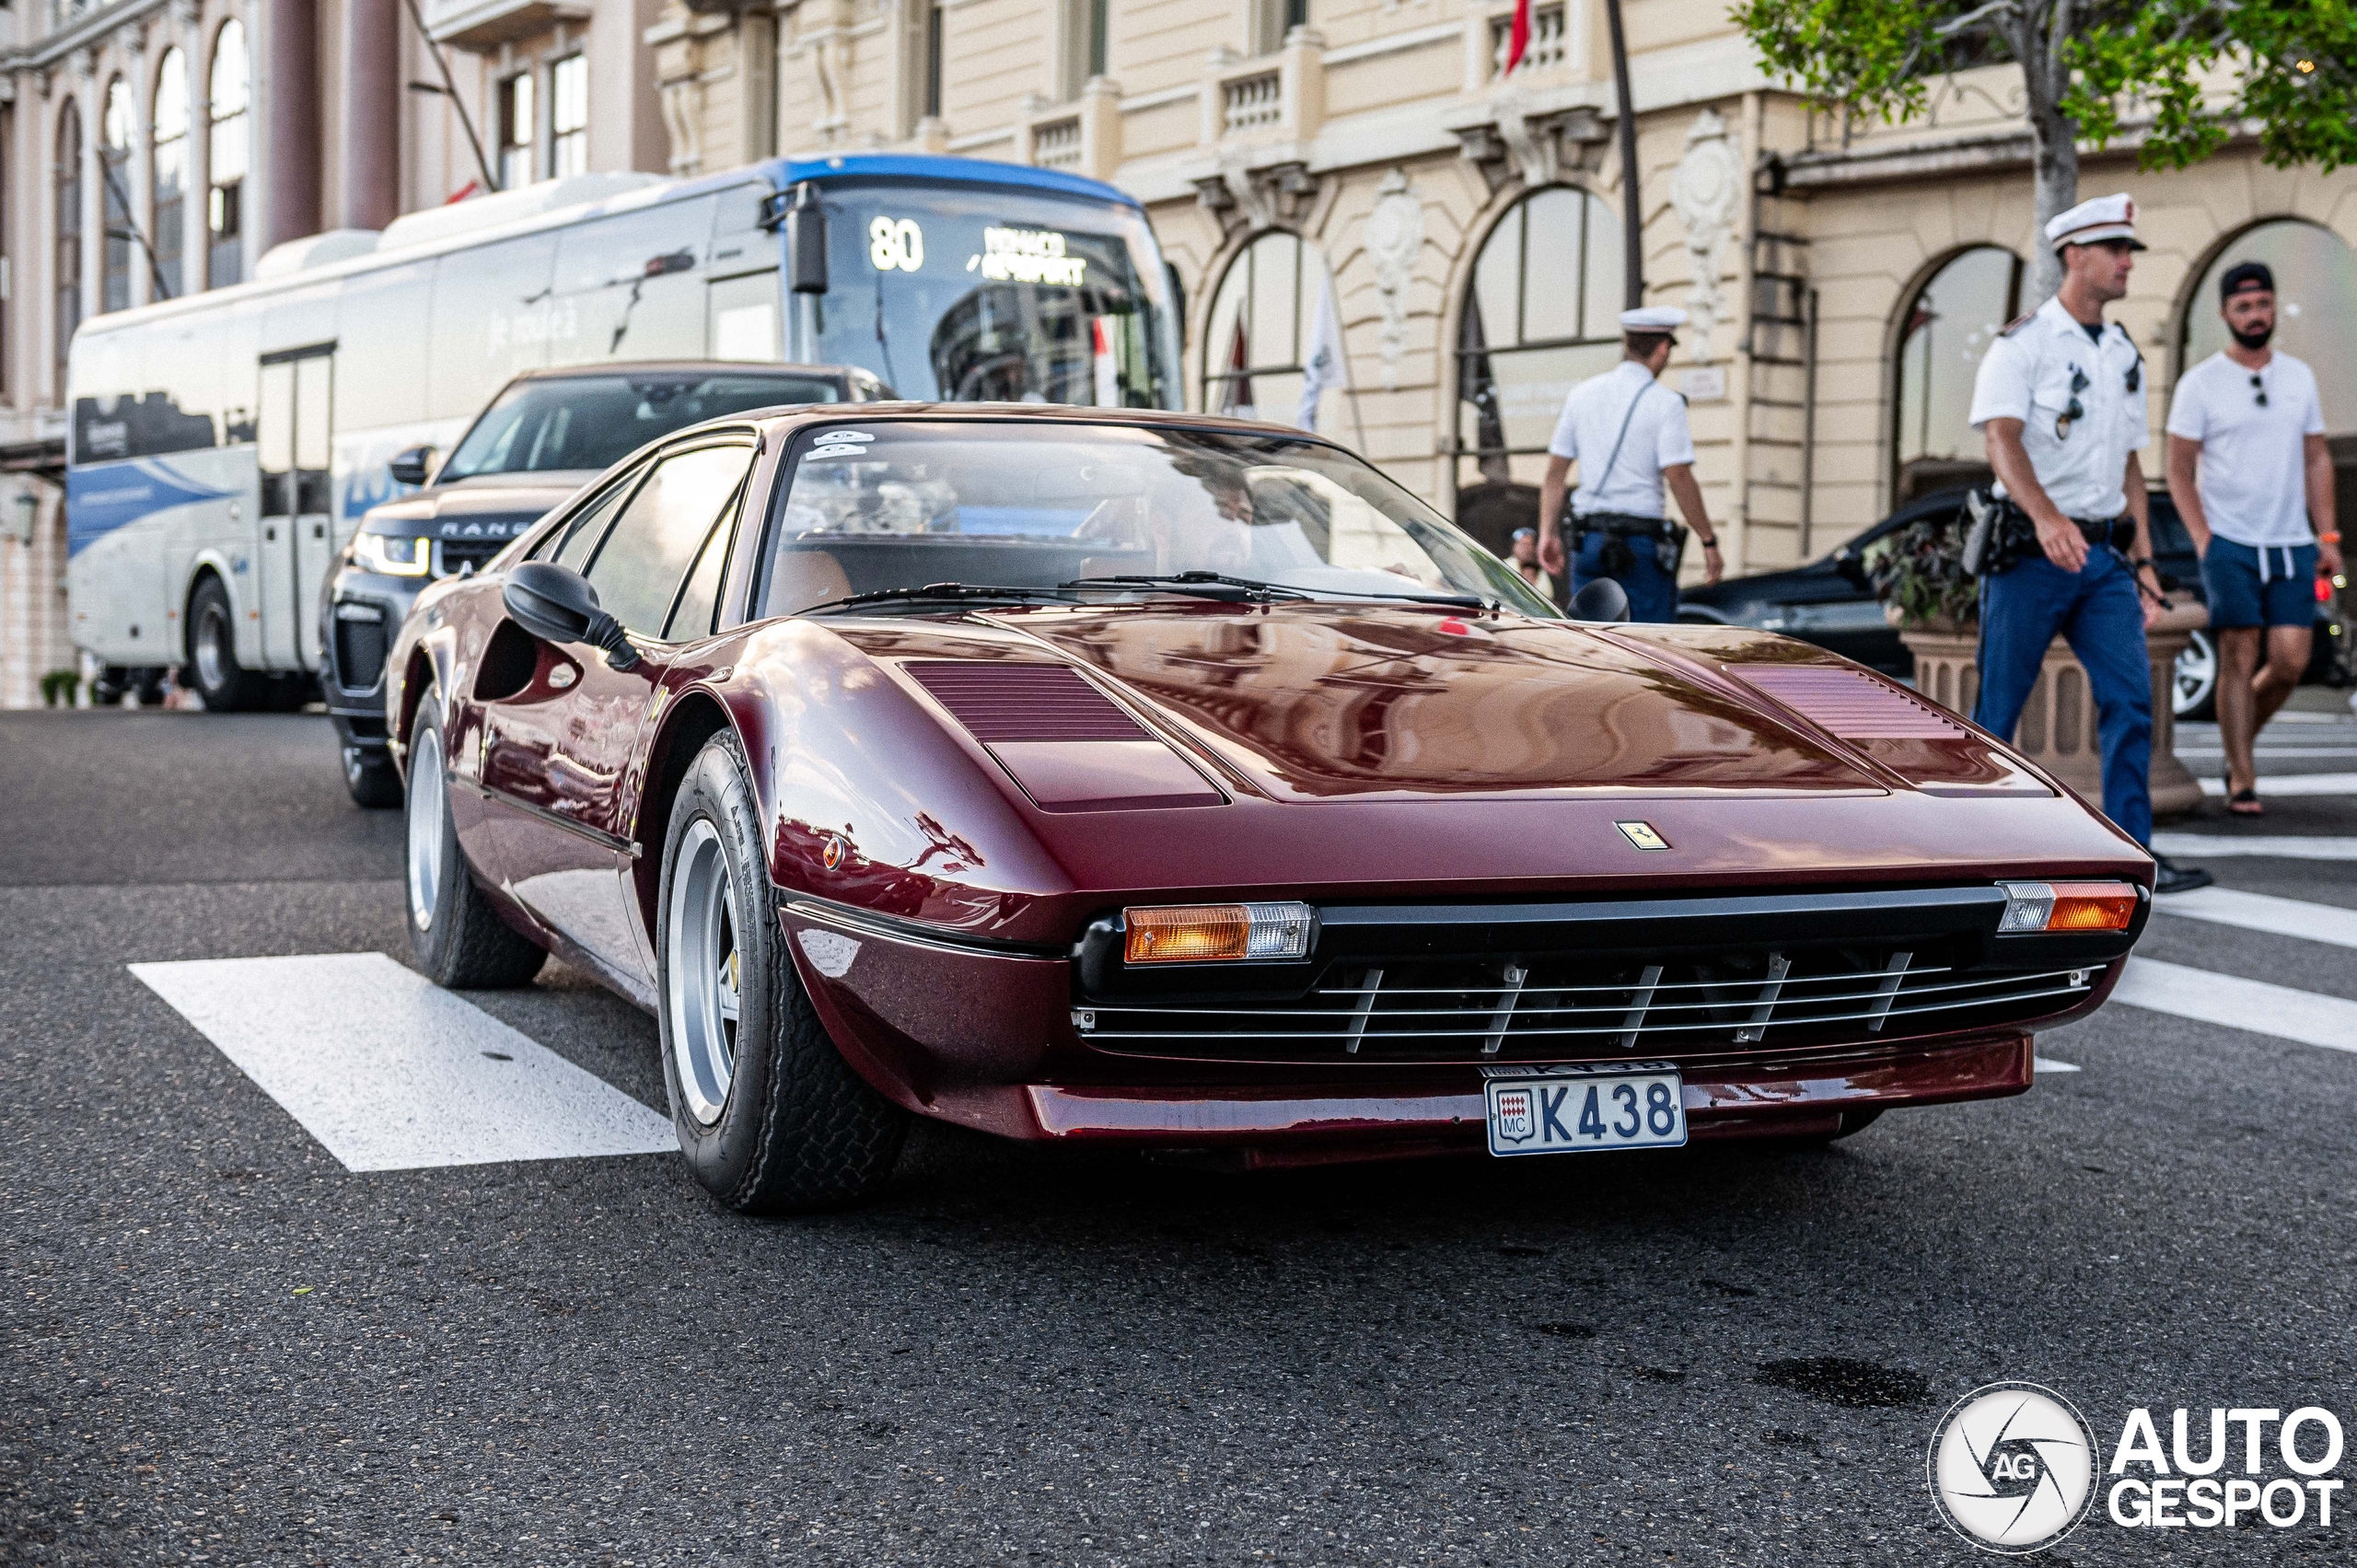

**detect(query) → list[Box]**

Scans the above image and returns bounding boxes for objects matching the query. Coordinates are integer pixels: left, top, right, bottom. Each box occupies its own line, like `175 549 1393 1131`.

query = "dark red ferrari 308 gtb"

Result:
385 404 2152 1211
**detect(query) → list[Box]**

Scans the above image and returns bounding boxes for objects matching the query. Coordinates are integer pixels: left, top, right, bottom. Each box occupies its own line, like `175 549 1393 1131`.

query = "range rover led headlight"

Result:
1122 901 1315 964
1997 880 2137 934
352 532 432 577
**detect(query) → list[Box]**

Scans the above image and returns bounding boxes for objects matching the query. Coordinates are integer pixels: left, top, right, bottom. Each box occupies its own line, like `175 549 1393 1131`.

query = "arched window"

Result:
1893 245 2022 505
209 19 250 287
56 104 82 401
1451 185 1622 555
1202 229 1342 431
101 77 134 313
153 49 189 299
2180 219 2357 439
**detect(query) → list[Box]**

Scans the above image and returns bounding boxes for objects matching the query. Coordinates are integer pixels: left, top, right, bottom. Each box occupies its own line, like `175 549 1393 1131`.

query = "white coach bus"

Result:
65 153 1184 703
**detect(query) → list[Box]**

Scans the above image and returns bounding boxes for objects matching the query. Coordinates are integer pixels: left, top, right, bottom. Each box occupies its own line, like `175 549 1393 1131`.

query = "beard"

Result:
2231 319 2275 351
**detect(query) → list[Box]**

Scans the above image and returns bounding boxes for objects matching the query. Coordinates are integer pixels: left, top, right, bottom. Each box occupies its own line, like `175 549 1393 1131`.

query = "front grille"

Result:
1075 945 2095 1063
332 607 388 691
435 538 508 578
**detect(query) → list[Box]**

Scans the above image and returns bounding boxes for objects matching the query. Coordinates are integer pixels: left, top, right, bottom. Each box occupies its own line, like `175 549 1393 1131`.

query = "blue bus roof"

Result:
730 152 1145 212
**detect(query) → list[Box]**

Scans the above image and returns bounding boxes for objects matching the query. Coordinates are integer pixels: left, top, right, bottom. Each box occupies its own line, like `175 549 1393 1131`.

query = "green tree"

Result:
1734 0 2357 296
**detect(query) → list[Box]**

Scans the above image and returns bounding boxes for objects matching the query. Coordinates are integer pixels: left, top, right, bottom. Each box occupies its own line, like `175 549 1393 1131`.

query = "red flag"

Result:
1504 0 1533 74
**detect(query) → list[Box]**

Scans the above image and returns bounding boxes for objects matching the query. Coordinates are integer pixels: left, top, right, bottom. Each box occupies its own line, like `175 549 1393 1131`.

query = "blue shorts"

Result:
2201 539 2317 630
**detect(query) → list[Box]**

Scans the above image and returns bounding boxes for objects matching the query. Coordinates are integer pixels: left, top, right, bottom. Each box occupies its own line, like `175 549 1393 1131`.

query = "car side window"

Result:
663 503 740 643
537 471 639 569
582 443 756 637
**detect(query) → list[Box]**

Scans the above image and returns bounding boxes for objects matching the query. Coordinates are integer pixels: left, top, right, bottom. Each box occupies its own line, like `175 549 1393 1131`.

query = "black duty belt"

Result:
1573 512 1676 540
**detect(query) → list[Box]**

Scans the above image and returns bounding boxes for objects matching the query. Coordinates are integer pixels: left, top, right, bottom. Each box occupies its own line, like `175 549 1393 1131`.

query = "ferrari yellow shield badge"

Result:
1616 820 1671 852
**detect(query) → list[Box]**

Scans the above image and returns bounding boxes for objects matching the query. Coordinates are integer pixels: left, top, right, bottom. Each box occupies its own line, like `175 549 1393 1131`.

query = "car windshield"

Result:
440 373 843 482
757 422 1554 617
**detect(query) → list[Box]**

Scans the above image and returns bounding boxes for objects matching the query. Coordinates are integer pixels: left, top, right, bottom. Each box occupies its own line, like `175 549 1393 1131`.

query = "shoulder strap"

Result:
1596 378 1657 493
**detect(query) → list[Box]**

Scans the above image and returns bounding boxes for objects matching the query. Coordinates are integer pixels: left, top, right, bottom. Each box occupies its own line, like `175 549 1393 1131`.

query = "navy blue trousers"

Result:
1972 551 2154 845
1571 532 1679 622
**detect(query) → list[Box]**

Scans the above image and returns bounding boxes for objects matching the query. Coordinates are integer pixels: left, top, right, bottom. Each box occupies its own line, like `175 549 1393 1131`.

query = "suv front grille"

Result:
1074 945 2096 1064
435 538 507 577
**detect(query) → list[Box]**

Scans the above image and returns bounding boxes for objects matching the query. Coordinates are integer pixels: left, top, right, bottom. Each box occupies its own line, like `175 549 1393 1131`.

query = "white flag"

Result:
1295 269 1347 433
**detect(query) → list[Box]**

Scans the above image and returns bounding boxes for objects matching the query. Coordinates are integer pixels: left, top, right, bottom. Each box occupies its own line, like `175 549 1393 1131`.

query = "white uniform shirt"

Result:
1548 360 1695 519
2164 350 2326 549
1968 295 2150 519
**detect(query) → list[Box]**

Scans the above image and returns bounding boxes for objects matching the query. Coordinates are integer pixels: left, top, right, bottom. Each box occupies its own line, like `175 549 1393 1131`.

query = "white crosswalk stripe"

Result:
2109 958 2357 1054
133 952 677 1172
2151 833 2357 861
2197 772 2357 797
2153 886 2357 949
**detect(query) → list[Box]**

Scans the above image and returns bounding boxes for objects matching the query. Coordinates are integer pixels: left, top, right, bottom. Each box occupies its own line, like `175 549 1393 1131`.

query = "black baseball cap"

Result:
2220 261 2275 300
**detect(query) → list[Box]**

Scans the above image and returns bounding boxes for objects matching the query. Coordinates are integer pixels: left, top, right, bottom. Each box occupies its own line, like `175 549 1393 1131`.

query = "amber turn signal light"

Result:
1122 901 1315 964
1997 880 2138 934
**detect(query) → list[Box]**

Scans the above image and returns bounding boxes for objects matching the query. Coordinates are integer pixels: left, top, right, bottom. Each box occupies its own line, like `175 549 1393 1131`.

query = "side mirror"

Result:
389 446 436 487
502 561 641 671
1832 547 1869 587
1567 577 1631 623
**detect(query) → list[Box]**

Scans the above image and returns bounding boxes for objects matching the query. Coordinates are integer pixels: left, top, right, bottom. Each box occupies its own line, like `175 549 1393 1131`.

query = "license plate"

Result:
1484 1068 1687 1156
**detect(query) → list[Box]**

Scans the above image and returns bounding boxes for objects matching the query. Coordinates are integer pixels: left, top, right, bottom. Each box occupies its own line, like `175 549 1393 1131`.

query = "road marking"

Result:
2197 772 2357 797
2035 1058 2081 1074
2152 833 2357 862
2154 887 2357 950
2109 958 2357 1054
131 952 676 1172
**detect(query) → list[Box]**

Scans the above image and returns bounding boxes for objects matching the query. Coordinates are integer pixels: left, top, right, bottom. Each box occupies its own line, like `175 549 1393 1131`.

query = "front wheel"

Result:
343 743 403 809
404 694 546 989
183 576 266 712
657 730 906 1213
2173 629 2218 721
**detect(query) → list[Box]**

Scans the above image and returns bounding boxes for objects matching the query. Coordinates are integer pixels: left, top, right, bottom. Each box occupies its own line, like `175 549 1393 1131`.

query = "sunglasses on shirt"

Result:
2251 372 2268 408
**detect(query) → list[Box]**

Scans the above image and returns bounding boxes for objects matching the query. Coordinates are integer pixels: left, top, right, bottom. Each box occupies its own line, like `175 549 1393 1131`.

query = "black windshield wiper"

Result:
1064 572 1311 604
797 583 1080 615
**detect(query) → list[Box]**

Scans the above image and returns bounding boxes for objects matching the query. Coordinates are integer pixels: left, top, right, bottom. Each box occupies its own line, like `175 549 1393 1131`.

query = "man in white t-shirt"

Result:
1535 306 1723 621
2164 260 2344 814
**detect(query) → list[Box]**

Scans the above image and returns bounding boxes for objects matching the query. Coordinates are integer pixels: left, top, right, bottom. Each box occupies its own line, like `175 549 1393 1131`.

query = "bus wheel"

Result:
185 576 265 712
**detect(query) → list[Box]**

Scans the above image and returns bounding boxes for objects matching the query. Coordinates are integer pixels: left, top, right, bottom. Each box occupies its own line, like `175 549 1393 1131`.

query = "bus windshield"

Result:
758 423 1553 617
439 371 844 482
805 181 1179 410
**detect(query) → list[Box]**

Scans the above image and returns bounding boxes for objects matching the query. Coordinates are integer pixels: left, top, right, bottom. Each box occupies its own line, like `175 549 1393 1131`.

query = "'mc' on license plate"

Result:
1484 1069 1688 1156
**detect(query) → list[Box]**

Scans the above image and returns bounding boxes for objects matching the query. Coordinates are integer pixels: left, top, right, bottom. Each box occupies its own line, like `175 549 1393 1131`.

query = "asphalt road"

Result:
5 707 2354 1567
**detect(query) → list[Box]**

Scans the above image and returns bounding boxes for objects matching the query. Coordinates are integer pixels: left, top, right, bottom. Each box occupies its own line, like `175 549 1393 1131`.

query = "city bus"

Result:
64 153 1185 703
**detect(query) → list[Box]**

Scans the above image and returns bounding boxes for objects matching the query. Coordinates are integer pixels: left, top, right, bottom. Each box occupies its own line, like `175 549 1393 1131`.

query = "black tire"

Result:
404 693 546 989
91 667 130 706
657 730 907 1213
183 575 269 711
343 743 404 809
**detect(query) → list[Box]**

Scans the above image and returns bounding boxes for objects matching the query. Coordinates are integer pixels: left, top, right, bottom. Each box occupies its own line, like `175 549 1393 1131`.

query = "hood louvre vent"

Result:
906 661 1149 743
1732 666 1966 739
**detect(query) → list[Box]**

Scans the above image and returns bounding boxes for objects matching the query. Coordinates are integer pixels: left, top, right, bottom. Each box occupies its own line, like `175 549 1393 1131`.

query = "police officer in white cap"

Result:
1537 306 1722 621
1968 192 2211 893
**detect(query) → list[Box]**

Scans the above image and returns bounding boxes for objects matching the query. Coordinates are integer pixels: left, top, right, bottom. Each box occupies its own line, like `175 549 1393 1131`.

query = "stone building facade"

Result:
658 0 2357 577
0 0 668 706
6 0 2354 704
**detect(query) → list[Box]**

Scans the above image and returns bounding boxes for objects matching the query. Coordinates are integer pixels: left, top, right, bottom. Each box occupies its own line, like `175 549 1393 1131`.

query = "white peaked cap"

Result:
1618 306 1688 332
2045 192 2145 251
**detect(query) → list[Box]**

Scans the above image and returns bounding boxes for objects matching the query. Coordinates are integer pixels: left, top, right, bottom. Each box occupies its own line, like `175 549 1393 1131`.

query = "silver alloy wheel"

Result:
2173 629 2216 718
666 818 740 1126
406 726 447 932
193 601 228 693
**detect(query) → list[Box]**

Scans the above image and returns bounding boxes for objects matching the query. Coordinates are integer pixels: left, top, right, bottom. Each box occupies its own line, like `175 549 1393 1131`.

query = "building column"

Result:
129 52 154 308
263 0 321 249
341 0 399 229
79 68 103 344
178 8 208 294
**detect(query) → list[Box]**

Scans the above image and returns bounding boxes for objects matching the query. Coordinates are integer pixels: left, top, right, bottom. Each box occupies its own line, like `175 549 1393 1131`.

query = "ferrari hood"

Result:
984 604 1887 801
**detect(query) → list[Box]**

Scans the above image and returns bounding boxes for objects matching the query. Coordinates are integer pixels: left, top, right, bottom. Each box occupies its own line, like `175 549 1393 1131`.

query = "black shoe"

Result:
2154 855 2213 895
